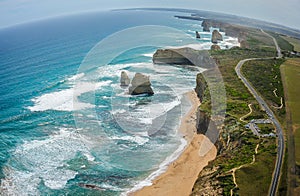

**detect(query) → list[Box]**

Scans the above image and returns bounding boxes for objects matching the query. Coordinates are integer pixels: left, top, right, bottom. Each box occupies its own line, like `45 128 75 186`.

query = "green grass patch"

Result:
235 138 277 196
281 36 300 51
257 123 275 134
268 32 294 51
281 58 300 164
242 58 286 123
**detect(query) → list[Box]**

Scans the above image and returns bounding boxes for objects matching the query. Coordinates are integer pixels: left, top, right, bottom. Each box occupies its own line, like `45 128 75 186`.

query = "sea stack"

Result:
196 31 201 39
120 71 130 86
129 73 154 95
211 30 223 44
201 20 211 32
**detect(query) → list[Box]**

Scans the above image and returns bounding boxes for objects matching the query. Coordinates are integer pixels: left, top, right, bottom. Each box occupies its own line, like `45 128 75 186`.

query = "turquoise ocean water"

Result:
0 10 237 195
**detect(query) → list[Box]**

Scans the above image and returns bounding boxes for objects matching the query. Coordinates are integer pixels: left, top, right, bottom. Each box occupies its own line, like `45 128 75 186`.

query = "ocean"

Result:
0 10 238 195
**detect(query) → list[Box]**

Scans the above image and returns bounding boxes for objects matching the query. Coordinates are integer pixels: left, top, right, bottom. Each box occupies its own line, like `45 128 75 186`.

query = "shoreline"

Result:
131 91 217 196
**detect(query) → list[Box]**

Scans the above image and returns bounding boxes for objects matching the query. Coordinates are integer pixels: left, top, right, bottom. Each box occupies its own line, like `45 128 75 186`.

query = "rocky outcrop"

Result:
196 31 201 39
153 48 216 68
211 44 221 50
211 30 223 44
129 73 154 95
120 71 130 86
202 20 211 32
152 48 193 65
195 73 207 102
196 108 210 134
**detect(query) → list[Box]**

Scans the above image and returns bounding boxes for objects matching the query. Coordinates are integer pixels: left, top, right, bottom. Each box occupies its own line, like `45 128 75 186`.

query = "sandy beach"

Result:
132 91 217 196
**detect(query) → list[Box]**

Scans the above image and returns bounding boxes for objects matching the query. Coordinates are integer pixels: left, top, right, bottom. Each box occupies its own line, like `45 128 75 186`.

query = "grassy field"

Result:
235 138 277 195
281 59 300 163
268 32 294 51
281 58 300 195
242 59 286 123
281 36 300 51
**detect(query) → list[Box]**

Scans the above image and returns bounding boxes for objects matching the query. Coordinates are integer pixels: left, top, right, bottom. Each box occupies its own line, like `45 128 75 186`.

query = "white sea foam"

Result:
67 73 85 82
110 135 149 145
125 138 187 195
142 53 154 58
0 128 98 195
28 80 111 112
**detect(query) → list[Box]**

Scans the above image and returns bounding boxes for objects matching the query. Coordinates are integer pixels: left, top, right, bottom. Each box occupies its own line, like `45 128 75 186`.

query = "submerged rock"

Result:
211 30 223 44
120 71 130 86
196 31 201 39
129 73 154 95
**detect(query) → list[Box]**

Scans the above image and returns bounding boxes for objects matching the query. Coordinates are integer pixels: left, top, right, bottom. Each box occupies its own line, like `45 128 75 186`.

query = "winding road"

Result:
235 30 284 196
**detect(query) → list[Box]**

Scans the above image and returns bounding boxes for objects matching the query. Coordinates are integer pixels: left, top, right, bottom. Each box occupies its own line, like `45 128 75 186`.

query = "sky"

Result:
0 0 299 30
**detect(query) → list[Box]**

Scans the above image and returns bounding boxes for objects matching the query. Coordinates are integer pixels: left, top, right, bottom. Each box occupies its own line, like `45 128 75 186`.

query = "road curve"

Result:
235 32 284 196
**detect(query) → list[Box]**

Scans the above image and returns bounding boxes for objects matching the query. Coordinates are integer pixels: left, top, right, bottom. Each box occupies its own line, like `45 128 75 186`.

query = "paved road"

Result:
235 32 284 196
261 29 283 58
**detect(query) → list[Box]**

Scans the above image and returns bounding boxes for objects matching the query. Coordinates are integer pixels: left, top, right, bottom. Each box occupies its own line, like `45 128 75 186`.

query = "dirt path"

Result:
230 144 260 196
239 104 253 123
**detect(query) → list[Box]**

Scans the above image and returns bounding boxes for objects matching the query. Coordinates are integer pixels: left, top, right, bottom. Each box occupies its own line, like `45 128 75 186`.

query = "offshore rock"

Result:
211 30 223 44
196 31 201 39
120 71 130 86
129 73 154 95
202 20 211 32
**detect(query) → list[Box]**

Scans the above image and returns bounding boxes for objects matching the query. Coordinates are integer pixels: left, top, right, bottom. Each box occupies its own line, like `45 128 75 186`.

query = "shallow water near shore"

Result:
0 10 238 195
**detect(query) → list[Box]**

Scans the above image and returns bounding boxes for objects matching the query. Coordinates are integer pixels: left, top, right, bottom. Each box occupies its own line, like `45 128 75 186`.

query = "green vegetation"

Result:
245 29 276 51
281 36 300 51
257 123 275 134
218 175 235 196
242 59 286 123
235 138 277 195
281 58 300 195
268 32 294 51
192 26 281 195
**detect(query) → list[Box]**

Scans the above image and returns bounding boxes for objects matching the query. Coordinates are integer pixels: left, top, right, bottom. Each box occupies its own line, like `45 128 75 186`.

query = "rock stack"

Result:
129 73 154 95
196 31 201 39
120 71 130 86
211 30 223 44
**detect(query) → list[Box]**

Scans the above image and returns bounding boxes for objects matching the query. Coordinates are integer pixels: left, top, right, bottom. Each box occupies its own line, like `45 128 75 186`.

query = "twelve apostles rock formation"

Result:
211 30 223 44
196 31 201 39
123 73 154 95
120 71 130 86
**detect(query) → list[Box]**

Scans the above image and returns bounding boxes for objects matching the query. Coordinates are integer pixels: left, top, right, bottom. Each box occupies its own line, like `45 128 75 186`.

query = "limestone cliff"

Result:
153 48 216 68
152 48 193 65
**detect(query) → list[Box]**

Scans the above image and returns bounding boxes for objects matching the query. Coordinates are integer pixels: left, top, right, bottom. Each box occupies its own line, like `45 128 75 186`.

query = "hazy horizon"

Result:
0 0 299 30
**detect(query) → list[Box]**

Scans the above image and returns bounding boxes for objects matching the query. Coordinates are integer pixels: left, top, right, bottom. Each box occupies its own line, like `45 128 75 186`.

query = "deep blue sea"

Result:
0 10 238 195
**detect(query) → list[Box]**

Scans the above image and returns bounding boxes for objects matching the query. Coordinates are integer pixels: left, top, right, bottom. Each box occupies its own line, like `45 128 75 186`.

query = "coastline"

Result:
131 91 217 196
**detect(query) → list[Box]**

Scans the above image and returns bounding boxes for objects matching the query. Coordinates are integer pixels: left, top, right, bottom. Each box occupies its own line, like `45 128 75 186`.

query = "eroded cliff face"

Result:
201 19 248 48
153 48 216 68
152 48 194 65
192 71 226 195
